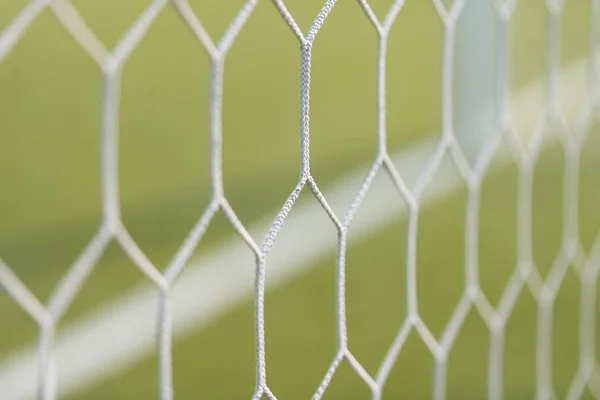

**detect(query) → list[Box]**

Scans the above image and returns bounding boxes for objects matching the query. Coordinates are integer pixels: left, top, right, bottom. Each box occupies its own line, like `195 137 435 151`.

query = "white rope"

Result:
0 1 599 399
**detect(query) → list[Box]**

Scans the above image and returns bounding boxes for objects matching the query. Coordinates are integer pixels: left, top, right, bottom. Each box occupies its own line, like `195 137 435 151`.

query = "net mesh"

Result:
0 0 599 399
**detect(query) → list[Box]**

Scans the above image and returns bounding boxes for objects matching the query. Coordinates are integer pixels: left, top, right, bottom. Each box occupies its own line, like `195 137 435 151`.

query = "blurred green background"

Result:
1 0 599 399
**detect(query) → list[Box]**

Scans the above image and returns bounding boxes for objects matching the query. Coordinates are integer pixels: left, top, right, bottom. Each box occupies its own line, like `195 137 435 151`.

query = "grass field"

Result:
1 0 599 399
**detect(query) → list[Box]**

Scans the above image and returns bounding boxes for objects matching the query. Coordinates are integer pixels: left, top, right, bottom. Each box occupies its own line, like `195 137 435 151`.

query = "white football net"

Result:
0 0 600 400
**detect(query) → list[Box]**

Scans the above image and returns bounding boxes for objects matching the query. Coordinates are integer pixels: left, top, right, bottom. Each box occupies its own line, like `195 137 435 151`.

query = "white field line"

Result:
0 59 588 400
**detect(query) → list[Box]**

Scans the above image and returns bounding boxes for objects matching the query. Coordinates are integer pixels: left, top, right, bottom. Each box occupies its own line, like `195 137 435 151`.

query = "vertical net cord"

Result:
366 19 387 400
535 5 562 399
209 59 226 201
101 69 121 234
299 41 312 181
580 0 600 380
570 1 600 397
487 8 510 400
579 242 599 381
432 8 460 398
590 0 600 109
37 322 55 400
376 36 387 156
334 235 348 352
253 253 268 398
157 289 173 400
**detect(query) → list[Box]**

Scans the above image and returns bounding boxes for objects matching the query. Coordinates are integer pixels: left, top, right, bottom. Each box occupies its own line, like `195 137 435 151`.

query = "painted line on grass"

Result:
0 58 588 399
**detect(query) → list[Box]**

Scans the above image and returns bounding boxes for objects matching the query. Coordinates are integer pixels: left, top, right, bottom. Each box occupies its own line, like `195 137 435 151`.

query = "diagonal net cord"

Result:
1 1 600 400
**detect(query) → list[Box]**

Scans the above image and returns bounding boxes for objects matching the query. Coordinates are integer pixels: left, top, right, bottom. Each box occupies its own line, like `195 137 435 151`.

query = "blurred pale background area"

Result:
1 0 600 399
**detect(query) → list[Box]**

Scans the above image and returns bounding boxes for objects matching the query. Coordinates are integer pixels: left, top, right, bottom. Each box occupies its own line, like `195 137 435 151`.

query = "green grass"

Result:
0 0 599 399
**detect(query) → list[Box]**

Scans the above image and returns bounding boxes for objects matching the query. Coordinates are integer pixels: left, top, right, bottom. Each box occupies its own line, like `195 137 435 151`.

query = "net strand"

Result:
0 0 599 399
